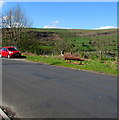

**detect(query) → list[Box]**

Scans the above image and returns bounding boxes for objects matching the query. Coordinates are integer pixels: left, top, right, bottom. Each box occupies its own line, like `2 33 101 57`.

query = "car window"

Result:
8 48 17 51
2 48 6 51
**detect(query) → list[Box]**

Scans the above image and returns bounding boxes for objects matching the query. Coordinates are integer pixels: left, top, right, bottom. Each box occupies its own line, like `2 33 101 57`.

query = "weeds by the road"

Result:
26 55 117 76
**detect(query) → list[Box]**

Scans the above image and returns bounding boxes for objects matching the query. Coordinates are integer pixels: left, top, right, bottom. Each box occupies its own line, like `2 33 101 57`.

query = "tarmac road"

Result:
2 58 117 118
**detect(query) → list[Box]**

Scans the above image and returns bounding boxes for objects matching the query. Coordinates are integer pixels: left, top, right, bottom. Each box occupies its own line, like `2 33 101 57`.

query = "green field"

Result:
27 28 117 56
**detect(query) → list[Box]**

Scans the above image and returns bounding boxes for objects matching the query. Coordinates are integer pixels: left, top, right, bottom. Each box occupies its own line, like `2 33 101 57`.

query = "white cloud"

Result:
51 20 60 24
1 22 26 28
43 25 71 29
94 26 118 30
0 15 14 21
1 16 10 20
43 25 57 28
0 0 5 8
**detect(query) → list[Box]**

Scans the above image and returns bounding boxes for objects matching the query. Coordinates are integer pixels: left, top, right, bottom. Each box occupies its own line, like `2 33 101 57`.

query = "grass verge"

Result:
25 55 117 76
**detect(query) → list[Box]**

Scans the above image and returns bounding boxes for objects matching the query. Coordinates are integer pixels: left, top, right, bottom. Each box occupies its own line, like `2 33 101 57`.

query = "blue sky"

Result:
2 2 117 29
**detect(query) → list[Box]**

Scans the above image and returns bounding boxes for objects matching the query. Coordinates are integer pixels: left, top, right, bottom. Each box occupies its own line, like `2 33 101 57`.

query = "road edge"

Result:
3 58 117 77
0 108 11 120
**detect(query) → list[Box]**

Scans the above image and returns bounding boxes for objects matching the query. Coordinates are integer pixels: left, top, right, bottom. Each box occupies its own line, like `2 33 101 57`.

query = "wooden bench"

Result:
64 55 84 65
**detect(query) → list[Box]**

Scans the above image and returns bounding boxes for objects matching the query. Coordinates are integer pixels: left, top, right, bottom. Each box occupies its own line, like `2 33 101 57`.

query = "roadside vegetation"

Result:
24 54 117 76
1 5 118 76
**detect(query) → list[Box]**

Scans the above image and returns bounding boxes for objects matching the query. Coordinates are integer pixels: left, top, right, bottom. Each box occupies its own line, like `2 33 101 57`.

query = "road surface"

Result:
2 59 117 118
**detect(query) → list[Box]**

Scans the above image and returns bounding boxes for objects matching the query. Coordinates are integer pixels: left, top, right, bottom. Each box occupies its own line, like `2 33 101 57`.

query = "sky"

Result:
1 2 117 29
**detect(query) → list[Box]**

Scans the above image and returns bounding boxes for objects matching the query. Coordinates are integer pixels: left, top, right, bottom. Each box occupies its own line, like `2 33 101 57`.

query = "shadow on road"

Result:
12 55 27 59
2 56 44 66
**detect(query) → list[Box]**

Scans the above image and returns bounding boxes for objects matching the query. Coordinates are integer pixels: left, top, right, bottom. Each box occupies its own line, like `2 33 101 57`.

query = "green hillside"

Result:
23 28 117 60
2 28 118 61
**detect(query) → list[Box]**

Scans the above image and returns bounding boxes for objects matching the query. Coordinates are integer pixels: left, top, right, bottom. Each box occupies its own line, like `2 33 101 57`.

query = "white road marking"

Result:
0 108 11 120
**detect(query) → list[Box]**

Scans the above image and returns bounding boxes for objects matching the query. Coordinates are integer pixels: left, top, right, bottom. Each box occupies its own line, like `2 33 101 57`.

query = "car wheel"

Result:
7 55 10 59
0 54 2 58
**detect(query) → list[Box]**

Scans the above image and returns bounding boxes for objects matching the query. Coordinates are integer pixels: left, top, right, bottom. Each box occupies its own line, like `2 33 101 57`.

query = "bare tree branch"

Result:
2 5 32 47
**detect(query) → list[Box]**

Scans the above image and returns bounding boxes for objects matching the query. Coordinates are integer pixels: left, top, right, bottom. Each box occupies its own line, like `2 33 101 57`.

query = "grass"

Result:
25 55 117 76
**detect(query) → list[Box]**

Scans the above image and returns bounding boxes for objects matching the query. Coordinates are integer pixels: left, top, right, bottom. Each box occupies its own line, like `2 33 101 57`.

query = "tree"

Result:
2 5 32 47
52 39 73 55
91 35 117 60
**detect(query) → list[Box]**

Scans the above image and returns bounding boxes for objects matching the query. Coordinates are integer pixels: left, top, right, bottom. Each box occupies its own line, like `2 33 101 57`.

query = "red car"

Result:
0 47 21 58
